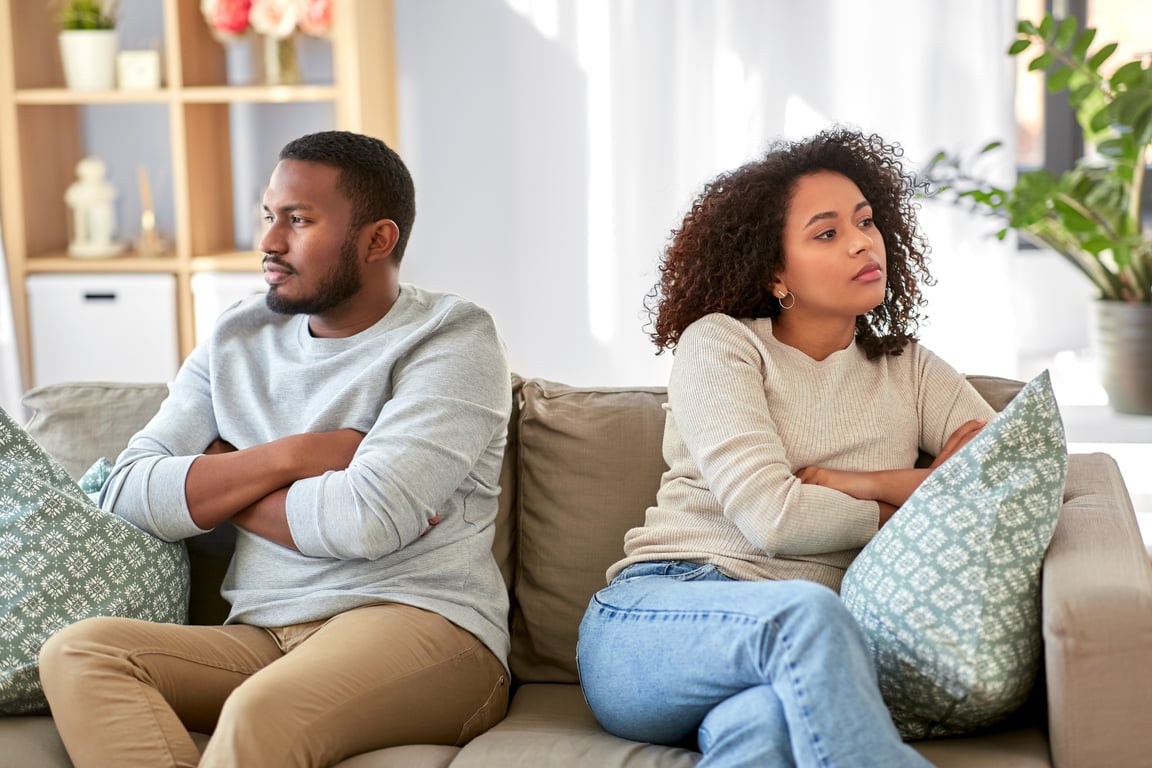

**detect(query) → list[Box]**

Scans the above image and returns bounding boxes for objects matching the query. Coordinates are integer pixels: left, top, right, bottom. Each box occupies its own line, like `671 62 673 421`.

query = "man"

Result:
39 131 512 767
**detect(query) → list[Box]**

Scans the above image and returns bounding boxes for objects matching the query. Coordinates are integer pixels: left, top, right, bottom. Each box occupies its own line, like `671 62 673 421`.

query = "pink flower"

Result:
249 0 300 39
296 0 332 37
201 0 252 36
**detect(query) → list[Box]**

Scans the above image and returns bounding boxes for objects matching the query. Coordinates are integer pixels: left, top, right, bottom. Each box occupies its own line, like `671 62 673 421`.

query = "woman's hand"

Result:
930 419 987 469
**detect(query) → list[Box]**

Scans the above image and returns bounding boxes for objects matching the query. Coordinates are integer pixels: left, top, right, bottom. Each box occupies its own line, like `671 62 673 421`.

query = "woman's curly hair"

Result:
644 127 933 359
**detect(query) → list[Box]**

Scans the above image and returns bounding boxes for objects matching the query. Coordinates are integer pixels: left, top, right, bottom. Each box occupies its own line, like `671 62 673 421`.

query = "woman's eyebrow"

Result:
803 200 871 229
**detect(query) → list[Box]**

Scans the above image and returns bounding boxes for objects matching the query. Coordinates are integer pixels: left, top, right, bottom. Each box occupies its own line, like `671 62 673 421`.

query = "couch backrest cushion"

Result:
22 381 171 480
509 379 669 684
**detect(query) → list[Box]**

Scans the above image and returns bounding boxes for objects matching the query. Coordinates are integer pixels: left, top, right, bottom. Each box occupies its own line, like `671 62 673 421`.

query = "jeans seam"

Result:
774 621 830 768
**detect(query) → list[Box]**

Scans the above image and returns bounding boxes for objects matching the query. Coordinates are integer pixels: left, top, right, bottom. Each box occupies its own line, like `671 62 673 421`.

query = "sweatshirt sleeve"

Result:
668 316 878 557
98 344 218 541
285 301 511 560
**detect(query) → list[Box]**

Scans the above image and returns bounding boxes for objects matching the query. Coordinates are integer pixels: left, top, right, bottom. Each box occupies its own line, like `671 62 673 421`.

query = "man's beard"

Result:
265 230 361 316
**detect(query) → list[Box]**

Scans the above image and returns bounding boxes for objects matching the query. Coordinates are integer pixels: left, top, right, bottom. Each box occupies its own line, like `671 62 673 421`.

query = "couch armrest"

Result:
1042 453 1152 768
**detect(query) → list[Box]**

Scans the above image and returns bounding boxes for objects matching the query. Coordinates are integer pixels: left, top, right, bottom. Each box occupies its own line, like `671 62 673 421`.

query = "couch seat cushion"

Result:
451 683 699 767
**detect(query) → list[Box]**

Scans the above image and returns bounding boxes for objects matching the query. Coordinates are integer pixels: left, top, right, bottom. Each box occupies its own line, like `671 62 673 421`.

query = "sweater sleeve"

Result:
98 344 218 541
668 316 878 557
285 301 511 560
915 346 998 456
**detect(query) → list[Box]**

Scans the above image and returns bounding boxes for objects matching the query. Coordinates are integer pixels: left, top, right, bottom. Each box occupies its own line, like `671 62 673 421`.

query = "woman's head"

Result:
645 127 932 358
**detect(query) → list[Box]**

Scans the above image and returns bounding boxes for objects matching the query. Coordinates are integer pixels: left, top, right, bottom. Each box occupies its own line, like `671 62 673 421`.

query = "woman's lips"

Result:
854 262 883 282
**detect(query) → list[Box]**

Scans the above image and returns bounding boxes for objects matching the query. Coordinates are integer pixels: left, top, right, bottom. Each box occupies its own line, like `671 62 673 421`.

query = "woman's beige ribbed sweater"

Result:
608 313 996 591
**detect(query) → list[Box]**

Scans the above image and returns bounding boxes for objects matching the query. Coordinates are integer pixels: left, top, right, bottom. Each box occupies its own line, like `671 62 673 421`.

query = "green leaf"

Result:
1018 19 1038 35
1110 60 1147 88
1039 15 1055 40
1071 28 1097 59
980 140 1003 154
1008 38 1032 56
1088 42 1119 70
1054 16 1078 48
1029 51 1056 71
1097 137 1129 159
1048 66 1075 92
1089 105 1114 132
1069 82 1097 106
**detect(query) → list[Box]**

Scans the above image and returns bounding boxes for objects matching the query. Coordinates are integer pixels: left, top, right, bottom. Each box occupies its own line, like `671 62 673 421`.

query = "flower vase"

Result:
261 35 299 86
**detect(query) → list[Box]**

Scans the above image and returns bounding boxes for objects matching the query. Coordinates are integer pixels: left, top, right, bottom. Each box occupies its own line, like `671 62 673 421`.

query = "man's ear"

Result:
366 219 401 263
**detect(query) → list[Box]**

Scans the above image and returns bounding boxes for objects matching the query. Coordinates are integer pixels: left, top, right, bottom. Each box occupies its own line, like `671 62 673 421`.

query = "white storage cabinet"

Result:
26 273 179 386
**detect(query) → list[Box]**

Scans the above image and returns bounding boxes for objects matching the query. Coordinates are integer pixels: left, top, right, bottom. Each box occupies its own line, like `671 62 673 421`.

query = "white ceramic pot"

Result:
58 29 119 91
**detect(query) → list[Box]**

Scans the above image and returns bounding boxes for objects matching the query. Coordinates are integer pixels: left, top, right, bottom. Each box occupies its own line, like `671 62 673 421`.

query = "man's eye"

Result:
291 215 305 224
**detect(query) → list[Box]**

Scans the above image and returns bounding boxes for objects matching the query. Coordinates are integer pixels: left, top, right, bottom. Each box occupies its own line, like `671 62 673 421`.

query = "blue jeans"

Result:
577 561 931 768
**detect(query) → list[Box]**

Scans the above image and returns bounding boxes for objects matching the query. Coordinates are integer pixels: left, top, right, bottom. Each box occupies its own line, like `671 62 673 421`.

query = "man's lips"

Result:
854 262 883 282
263 258 294 286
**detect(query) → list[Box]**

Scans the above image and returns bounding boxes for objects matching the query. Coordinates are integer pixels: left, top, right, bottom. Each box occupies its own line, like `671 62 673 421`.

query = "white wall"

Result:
56 0 1090 393
393 0 1025 386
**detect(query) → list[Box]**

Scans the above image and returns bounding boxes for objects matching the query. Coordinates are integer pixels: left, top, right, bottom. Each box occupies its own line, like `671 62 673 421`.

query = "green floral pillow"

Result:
840 371 1067 740
0 407 189 714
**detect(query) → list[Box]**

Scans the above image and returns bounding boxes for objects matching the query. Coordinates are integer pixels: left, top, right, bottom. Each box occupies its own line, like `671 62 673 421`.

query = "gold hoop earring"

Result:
776 290 795 310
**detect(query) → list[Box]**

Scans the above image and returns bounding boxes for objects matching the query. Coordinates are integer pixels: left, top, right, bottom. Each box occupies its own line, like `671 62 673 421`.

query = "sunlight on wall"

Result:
783 94 830 141
504 0 559 39
712 50 764 171
575 1 616 344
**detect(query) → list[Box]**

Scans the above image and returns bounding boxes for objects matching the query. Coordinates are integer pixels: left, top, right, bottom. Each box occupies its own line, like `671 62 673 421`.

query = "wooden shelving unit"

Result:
0 0 397 391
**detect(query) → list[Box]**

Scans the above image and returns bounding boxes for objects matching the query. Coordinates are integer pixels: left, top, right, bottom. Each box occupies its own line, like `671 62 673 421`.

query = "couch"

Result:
3 374 1152 768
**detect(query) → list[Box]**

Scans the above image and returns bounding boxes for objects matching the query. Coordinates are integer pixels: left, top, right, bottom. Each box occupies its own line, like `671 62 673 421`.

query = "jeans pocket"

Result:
614 560 725 584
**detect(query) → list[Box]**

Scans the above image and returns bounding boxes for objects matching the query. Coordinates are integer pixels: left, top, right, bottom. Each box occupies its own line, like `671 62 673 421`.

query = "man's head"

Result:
277 131 416 263
260 132 415 336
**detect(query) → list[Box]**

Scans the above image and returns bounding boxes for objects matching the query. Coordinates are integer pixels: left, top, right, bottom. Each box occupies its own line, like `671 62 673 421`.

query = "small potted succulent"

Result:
56 0 120 91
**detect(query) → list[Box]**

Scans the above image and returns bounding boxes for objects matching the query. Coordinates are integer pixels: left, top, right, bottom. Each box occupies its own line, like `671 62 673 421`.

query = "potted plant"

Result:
927 14 1152 414
56 0 120 91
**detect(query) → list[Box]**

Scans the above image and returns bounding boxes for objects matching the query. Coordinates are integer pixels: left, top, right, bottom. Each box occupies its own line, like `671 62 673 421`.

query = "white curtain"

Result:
0 219 25 417
396 0 1019 385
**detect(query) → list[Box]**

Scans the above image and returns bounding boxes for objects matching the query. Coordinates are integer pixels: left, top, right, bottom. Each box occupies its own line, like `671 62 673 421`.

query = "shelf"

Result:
0 0 399 390
24 255 180 273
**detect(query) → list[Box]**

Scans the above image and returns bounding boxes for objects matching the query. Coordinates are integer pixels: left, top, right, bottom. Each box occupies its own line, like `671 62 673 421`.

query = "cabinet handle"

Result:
83 292 118 301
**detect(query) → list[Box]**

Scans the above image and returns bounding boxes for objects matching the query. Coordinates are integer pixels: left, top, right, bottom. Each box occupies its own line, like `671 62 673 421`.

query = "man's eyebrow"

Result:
802 200 871 229
262 202 315 212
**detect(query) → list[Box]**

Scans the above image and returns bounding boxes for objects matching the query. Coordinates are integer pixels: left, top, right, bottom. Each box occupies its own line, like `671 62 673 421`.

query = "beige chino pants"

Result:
38 603 508 768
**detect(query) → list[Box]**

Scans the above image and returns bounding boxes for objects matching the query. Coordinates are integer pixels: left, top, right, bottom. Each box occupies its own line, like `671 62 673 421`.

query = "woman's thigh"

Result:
577 562 838 745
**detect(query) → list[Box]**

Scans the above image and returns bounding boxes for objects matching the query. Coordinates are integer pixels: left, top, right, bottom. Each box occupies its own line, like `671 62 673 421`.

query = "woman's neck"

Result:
770 314 856 361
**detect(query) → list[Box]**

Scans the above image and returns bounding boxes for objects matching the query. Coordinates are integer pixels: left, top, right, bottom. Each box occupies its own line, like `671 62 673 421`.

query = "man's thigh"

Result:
41 616 283 738
210 603 508 762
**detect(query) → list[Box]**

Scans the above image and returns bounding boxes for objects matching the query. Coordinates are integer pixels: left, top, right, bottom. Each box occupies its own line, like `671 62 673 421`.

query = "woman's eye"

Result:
815 229 835 240
859 217 874 228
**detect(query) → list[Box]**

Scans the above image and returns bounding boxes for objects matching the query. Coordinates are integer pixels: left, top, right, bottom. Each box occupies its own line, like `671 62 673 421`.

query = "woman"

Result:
576 127 995 767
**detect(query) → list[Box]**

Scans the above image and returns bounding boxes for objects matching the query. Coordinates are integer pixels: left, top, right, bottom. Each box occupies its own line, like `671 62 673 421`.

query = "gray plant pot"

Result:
1095 300 1152 415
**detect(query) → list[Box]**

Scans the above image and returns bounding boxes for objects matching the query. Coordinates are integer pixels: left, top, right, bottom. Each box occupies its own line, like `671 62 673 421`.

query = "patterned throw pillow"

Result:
840 371 1067 740
0 408 189 714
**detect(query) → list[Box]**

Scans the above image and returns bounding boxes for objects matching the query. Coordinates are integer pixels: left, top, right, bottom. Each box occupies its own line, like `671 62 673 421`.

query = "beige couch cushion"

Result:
509 380 668 684
22 381 170 480
452 684 699 767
